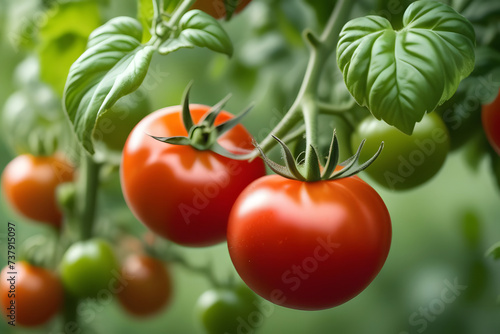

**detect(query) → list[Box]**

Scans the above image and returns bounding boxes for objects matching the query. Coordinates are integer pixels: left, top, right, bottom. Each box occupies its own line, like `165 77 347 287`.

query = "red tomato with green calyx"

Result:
121 104 266 247
227 174 392 310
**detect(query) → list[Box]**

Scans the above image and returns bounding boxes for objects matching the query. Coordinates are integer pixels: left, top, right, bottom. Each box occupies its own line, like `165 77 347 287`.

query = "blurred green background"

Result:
1 0 500 333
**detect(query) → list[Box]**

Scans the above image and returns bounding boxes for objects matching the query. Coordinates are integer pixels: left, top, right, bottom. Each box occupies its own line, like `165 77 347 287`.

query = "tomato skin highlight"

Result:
1 154 74 227
227 175 392 310
192 0 252 19
0 261 64 327
121 104 266 247
117 255 172 317
482 90 500 155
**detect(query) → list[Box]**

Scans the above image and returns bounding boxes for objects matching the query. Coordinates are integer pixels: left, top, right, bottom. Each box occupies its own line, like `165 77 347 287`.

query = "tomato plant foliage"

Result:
337 0 476 134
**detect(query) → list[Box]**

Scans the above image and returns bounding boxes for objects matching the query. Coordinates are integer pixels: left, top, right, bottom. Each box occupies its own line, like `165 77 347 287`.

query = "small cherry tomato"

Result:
60 239 119 298
0 261 63 327
196 284 259 334
117 255 172 317
1 154 74 227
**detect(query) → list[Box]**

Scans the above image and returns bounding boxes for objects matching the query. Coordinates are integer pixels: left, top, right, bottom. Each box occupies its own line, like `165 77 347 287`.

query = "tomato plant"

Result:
60 239 119 298
2 0 497 333
117 254 172 317
121 104 266 247
351 113 451 190
0 261 63 327
196 284 259 334
227 173 392 310
482 89 500 155
1 154 74 227
192 0 252 19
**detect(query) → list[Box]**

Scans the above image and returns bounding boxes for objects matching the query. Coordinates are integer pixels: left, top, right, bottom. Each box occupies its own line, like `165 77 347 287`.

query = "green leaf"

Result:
2 84 71 156
159 10 233 56
486 241 500 260
38 1 101 95
138 0 154 43
337 0 476 134
63 17 154 155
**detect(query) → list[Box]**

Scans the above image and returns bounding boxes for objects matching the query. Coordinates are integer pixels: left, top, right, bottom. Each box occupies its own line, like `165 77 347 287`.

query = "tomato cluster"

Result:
2 0 482 330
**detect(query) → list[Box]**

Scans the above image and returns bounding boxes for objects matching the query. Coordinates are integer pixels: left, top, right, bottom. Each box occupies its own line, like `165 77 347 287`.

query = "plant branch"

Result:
78 154 101 240
251 0 354 161
168 0 197 28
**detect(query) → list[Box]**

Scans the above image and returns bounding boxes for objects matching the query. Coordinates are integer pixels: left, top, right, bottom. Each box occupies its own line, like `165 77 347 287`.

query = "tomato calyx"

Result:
149 84 254 159
256 131 384 182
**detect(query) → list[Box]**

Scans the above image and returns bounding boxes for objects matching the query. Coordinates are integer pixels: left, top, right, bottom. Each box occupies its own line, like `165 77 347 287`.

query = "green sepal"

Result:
199 94 232 127
321 130 339 179
215 104 254 136
182 81 195 130
224 0 239 21
149 83 256 160
149 135 191 146
255 131 384 182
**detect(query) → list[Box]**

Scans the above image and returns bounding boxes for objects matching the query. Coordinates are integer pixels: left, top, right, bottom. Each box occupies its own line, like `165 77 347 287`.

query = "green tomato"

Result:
352 112 450 190
60 239 119 298
196 284 261 334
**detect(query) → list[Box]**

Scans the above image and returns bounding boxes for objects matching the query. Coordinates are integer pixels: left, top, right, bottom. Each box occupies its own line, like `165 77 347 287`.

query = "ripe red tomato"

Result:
192 0 252 19
121 104 266 247
0 261 64 327
1 154 74 227
117 255 172 317
227 174 392 310
482 89 500 155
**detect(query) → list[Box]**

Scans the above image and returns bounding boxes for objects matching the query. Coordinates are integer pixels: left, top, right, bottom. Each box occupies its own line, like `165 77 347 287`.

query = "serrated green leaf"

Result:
38 1 101 95
63 17 154 154
337 0 475 134
159 10 233 56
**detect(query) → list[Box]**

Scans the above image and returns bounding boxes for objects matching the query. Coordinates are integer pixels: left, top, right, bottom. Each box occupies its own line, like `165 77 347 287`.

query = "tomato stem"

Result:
252 0 355 160
167 0 197 28
78 154 101 241
169 251 226 288
62 293 80 332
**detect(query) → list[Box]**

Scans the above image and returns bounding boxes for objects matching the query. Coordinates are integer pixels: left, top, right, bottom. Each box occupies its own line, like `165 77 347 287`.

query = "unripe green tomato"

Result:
93 91 152 153
351 112 450 190
196 284 260 334
60 239 119 298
